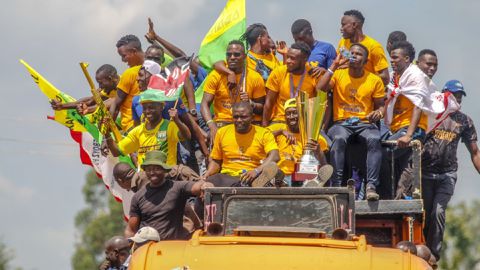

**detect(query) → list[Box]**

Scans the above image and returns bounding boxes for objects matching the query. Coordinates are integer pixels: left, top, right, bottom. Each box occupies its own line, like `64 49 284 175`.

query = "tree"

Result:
440 200 480 270
71 170 126 270
0 238 22 270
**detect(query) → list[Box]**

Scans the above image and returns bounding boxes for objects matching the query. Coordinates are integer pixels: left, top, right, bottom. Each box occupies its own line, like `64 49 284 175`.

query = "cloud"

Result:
0 175 35 202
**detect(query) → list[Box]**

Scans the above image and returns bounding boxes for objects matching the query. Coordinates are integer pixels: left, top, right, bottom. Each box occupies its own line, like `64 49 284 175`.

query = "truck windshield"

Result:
224 196 335 234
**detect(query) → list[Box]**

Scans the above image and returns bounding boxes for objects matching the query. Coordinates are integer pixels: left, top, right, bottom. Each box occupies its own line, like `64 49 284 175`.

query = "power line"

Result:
0 137 75 146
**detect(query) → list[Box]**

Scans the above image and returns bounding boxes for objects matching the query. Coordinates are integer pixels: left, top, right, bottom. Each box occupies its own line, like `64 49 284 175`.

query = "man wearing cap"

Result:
99 236 131 270
132 59 162 126
271 98 332 186
203 101 281 187
129 226 160 249
126 150 213 240
316 43 385 200
113 159 199 193
201 40 266 146
105 87 191 167
421 80 480 261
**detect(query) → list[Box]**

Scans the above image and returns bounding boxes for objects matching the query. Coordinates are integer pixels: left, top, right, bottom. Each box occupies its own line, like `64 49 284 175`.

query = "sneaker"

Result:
251 162 279 187
303 178 321 187
366 188 380 201
317 164 333 187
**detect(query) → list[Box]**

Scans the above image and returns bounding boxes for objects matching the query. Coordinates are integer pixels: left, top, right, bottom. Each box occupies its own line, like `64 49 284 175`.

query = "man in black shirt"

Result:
125 150 212 240
422 80 480 260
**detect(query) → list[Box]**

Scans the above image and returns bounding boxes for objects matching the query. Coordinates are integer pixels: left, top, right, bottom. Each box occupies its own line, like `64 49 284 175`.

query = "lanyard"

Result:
289 71 306 98
229 68 246 103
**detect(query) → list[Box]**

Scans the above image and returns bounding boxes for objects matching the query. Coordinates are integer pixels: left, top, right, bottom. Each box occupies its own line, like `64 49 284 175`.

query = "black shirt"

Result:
422 111 477 173
130 179 195 240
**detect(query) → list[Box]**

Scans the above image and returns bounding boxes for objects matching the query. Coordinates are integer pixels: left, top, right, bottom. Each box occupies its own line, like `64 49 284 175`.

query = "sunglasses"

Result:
226 52 242 58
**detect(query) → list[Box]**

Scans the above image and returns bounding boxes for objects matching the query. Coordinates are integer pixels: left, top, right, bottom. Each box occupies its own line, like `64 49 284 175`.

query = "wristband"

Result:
206 119 215 125
327 68 334 75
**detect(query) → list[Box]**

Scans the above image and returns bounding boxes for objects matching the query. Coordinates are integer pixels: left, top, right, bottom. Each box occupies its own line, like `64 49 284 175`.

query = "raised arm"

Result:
170 108 191 140
145 18 187 58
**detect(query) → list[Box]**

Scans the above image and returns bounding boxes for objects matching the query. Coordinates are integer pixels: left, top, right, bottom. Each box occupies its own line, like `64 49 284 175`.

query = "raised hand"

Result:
276 41 288 55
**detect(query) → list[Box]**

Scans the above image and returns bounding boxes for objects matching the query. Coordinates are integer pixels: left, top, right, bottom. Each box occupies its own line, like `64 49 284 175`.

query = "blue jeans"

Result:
422 171 456 260
327 122 381 189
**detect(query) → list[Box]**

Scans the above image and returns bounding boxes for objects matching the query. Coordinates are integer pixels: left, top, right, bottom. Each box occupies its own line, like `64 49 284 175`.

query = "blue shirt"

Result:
189 66 207 90
309 40 337 69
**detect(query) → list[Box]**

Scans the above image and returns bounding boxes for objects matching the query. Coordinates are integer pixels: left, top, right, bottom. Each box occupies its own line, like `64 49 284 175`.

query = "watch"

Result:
188 109 198 116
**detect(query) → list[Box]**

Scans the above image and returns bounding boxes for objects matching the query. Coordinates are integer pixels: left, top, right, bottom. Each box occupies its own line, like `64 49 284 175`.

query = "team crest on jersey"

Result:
157 131 167 141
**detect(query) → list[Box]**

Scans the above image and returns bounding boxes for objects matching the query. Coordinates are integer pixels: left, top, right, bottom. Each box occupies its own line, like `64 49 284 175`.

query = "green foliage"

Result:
0 238 22 270
440 200 480 270
71 170 126 270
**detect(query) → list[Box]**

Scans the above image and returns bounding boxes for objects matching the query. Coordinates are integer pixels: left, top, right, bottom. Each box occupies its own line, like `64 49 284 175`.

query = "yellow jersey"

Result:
210 125 278 176
390 95 428 132
118 119 180 166
204 69 265 122
265 65 318 122
337 35 389 75
331 69 385 122
117 65 141 131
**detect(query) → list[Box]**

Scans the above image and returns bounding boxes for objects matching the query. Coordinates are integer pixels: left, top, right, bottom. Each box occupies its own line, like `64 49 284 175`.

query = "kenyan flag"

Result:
141 56 192 102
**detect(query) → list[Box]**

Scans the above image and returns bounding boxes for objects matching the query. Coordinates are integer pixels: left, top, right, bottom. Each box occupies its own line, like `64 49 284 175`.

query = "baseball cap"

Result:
142 60 161 75
129 226 160 243
442 80 466 96
284 98 297 110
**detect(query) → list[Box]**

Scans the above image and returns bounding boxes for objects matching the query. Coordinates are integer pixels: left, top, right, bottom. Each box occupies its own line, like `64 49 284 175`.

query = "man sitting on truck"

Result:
270 98 333 186
202 101 282 187
316 43 385 200
125 150 212 241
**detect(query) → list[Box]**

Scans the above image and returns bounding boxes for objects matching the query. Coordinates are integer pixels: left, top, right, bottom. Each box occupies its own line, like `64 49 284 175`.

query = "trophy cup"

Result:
292 90 328 183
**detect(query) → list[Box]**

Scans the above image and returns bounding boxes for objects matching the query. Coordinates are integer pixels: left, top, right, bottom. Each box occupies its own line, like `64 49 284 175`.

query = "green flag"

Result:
196 0 246 103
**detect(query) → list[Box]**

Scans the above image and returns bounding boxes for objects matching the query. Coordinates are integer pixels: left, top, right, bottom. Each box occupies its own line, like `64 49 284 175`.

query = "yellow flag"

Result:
20 59 86 132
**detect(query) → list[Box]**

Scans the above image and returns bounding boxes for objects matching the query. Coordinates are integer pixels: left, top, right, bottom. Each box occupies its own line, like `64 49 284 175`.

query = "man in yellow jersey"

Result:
383 41 429 197
201 40 266 145
105 89 191 167
338 10 390 86
317 43 385 200
109 34 145 132
262 42 319 131
50 64 119 113
202 102 281 187
272 98 333 186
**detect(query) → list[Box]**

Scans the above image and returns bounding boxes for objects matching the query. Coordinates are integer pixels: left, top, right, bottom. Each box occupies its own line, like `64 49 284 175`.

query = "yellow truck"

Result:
129 184 431 269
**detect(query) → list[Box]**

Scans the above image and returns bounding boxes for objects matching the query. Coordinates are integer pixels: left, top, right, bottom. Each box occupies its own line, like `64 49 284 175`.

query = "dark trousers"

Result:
381 127 425 198
327 122 381 188
422 171 456 261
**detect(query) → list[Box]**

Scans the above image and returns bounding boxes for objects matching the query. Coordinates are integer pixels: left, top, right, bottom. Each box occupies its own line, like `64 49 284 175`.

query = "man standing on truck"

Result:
421 80 480 261
316 43 385 200
125 150 212 240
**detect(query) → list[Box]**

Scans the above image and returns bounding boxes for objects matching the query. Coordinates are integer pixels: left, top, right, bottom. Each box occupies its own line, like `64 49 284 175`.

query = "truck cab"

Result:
128 184 430 270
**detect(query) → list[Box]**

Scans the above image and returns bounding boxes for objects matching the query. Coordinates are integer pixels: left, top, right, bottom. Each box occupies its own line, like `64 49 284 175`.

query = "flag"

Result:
142 56 192 102
21 59 132 218
20 59 101 141
385 64 460 133
70 130 134 220
196 0 246 103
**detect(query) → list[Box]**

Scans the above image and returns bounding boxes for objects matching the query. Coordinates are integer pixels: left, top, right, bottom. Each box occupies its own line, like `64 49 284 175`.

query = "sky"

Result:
0 0 479 269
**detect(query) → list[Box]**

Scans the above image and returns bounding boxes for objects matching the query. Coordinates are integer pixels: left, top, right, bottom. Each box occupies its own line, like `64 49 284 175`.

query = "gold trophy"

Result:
292 91 328 183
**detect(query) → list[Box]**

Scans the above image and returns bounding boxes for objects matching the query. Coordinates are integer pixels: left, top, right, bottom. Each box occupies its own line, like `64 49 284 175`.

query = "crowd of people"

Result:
50 9 480 268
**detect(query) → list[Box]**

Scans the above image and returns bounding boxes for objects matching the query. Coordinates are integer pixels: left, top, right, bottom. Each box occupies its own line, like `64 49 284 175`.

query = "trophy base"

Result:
292 162 319 182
